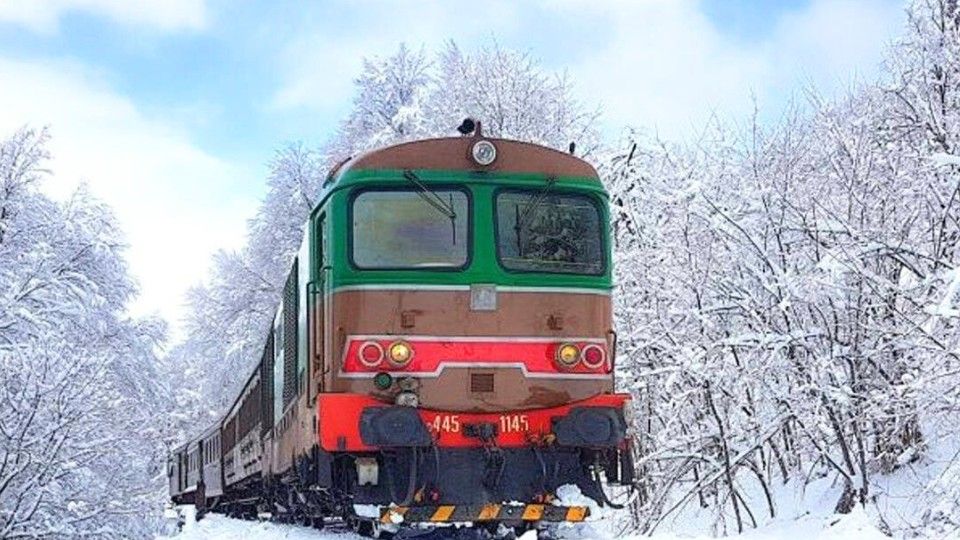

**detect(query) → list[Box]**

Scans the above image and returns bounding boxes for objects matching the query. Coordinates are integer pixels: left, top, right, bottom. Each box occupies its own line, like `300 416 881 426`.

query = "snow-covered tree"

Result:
324 39 601 161
423 41 601 155
0 127 168 539
168 144 325 420
606 2 960 534
328 43 432 157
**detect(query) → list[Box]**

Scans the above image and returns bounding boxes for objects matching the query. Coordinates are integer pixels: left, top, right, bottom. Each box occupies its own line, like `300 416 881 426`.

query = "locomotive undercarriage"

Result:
348 447 605 506
195 442 632 538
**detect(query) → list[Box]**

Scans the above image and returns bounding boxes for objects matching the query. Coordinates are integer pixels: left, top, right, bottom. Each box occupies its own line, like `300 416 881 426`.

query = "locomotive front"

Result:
313 133 633 527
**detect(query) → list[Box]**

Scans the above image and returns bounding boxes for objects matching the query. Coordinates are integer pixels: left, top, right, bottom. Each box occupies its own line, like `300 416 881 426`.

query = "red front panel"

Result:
317 393 629 452
340 336 611 377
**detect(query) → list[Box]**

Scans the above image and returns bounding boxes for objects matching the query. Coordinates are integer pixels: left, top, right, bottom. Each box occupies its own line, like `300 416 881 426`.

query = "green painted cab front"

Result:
310 168 613 291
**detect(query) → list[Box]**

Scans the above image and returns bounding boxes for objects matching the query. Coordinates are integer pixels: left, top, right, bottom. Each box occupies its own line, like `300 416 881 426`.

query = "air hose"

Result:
592 461 626 509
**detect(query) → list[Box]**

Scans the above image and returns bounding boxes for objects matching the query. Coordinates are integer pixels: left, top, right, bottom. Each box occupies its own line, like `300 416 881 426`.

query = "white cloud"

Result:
558 0 767 139
271 0 903 140
0 57 256 338
271 0 522 113
0 0 207 33
563 0 904 139
766 0 903 85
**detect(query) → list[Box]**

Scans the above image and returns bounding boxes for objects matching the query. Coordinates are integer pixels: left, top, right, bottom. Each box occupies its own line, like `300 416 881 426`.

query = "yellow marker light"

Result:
388 340 414 366
556 343 580 368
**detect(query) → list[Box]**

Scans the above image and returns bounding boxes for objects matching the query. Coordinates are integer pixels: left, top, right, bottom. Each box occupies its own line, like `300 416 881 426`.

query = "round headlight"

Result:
581 344 606 369
358 341 385 367
388 341 414 366
471 140 497 166
556 343 581 368
395 391 419 407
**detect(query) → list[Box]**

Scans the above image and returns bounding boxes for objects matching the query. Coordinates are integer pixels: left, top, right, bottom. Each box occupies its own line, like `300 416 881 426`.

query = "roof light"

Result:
471 140 497 166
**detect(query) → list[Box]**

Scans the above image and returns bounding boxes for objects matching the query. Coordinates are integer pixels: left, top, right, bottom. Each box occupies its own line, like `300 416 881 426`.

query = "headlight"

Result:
358 341 385 367
388 341 414 366
581 344 606 369
395 391 419 407
556 343 581 368
471 140 497 166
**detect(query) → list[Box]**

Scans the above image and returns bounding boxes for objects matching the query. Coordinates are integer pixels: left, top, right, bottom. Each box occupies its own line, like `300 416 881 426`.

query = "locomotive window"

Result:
495 190 605 275
351 188 470 269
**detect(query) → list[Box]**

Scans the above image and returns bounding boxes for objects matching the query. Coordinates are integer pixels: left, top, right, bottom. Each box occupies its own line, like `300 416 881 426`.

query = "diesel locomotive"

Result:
168 124 634 536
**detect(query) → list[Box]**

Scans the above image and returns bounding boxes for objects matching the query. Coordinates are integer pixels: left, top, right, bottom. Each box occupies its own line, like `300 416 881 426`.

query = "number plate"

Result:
427 414 531 434
498 414 530 433
429 415 461 433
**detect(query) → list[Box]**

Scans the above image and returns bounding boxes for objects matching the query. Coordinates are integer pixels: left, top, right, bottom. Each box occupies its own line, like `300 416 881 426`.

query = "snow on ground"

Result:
160 457 960 540
158 494 893 540
155 483 903 539
158 509 890 540
159 511 366 540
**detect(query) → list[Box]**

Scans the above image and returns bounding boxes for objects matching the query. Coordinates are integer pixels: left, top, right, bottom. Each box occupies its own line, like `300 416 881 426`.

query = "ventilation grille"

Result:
471 373 495 393
238 379 260 440
222 416 237 452
260 331 274 435
282 260 299 407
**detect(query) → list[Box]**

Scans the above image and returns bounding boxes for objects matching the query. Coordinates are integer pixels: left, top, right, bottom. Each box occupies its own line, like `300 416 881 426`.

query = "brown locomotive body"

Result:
168 131 634 534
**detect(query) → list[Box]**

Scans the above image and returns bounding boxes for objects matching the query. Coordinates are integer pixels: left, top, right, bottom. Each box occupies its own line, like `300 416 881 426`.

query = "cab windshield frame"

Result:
347 184 473 272
492 187 607 276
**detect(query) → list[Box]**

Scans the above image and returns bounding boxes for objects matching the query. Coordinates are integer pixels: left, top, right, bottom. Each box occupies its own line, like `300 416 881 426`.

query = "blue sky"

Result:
0 0 906 337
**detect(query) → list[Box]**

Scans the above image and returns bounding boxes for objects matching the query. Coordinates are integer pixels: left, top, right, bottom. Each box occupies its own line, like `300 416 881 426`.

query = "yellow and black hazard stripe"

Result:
380 503 589 524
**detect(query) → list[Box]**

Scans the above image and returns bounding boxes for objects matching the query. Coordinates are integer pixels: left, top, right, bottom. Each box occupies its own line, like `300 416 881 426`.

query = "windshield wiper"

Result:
403 170 456 219
403 170 459 245
514 177 558 256
516 177 557 231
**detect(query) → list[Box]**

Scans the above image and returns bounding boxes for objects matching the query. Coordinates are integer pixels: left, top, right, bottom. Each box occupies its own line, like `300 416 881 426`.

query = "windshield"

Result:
351 188 469 269
496 190 604 275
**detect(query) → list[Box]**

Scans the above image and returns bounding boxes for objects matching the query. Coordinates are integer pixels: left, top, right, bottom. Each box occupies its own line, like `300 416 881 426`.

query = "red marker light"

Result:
358 341 385 367
581 344 606 369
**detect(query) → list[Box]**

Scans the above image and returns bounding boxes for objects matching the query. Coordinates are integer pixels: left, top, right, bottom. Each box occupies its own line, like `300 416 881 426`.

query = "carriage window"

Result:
496 190 604 275
352 189 469 269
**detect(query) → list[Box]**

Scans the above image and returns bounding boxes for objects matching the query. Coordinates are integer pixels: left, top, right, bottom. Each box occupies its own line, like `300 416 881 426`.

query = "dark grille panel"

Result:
282 261 299 407
471 373 495 393
222 416 237 452
238 379 260 439
261 331 274 434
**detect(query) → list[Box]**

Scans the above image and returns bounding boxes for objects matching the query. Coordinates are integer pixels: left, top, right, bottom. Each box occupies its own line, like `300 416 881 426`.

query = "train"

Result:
167 122 634 537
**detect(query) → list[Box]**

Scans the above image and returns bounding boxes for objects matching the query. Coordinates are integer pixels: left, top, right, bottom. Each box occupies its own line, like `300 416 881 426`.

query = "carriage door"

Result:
310 214 326 400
